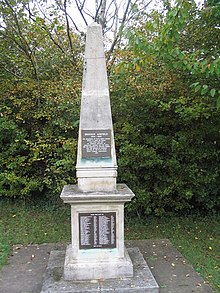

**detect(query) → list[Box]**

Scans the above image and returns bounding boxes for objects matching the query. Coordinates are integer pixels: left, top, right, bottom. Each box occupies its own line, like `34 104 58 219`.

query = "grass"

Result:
0 199 219 292
125 215 220 292
0 199 71 268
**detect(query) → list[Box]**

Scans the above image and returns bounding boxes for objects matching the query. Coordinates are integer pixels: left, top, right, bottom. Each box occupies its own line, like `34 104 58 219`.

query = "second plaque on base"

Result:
79 212 116 249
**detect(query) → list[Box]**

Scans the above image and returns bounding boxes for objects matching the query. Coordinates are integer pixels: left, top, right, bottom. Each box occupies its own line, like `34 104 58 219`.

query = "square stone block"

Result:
64 244 133 280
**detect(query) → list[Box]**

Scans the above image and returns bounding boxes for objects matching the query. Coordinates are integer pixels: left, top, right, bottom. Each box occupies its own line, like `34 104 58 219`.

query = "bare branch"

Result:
94 0 103 23
106 0 115 15
0 61 22 79
54 0 80 32
81 8 94 20
107 0 132 59
74 0 88 26
113 0 119 39
127 0 153 22
3 0 39 81
100 0 107 30
64 0 73 51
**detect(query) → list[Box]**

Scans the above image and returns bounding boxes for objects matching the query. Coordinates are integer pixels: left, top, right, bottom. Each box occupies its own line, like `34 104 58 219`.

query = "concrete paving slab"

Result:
0 243 65 293
0 240 216 293
127 240 215 293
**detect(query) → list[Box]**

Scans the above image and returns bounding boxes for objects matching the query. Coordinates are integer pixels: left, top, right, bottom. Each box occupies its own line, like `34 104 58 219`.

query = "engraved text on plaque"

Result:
79 212 116 249
81 130 111 158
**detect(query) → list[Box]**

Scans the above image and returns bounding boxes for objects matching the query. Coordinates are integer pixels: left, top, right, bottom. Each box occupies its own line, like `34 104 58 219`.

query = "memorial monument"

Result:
41 23 159 293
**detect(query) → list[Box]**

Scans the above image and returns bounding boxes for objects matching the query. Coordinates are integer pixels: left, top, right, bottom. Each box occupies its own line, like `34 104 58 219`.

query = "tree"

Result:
0 0 83 82
1 0 219 216
0 0 83 200
108 1 220 215
125 0 220 106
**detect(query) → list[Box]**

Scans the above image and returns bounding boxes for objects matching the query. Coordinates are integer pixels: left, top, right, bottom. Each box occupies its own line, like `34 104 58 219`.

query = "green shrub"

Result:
0 80 79 200
111 62 220 216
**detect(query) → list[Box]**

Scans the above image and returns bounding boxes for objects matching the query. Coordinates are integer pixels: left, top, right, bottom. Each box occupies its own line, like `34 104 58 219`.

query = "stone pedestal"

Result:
60 184 134 281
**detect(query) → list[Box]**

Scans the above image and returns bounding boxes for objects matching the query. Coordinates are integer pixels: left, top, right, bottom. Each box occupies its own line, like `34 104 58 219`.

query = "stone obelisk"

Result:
76 22 117 193
60 23 134 281
41 22 159 293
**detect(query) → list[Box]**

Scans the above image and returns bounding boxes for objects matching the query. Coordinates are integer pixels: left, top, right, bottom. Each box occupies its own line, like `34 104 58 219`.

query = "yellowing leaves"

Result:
135 64 141 72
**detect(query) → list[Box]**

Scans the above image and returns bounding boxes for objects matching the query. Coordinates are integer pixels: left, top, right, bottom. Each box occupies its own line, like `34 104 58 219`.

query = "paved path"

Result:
0 240 215 293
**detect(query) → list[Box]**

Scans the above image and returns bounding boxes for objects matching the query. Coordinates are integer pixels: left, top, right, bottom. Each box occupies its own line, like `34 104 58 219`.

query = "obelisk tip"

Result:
89 22 101 27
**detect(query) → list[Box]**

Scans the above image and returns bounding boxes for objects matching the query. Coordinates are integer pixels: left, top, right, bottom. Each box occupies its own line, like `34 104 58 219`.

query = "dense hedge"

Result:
111 62 220 216
1 67 220 215
0 66 219 216
1 0 219 216
0 80 80 201
1 68 219 216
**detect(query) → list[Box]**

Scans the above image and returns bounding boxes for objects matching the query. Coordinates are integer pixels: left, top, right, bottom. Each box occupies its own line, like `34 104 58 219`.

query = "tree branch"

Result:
0 61 22 79
74 0 88 26
64 0 73 51
3 0 39 81
107 0 132 59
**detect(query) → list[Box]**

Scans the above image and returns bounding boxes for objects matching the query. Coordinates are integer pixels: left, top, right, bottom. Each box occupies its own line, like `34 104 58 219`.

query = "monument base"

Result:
64 244 133 280
41 247 159 293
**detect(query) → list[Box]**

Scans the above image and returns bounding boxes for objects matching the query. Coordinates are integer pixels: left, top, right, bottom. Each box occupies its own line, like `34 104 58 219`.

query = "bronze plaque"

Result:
79 212 116 249
81 129 111 158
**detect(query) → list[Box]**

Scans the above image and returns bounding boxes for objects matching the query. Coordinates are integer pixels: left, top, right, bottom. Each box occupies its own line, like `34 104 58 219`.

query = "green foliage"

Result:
0 0 83 201
108 0 220 216
0 0 83 81
125 0 220 106
110 47 220 216
0 80 80 200
0 0 219 217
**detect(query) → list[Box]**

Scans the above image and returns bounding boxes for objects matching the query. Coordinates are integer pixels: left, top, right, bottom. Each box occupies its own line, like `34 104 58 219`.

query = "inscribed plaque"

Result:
79 212 116 249
81 129 111 158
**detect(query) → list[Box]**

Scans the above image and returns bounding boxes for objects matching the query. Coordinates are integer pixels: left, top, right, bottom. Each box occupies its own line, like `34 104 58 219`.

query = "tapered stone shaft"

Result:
76 23 117 192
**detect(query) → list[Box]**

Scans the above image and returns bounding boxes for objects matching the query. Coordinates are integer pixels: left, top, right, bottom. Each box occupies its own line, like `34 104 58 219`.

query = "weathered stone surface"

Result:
76 23 117 192
60 184 134 273
40 247 159 293
59 23 138 283
64 245 133 281
60 184 135 203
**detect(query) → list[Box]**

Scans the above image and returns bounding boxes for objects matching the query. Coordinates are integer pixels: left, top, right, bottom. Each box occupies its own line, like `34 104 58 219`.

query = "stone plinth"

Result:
60 184 134 281
64 245 133 281
41 247 159 293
